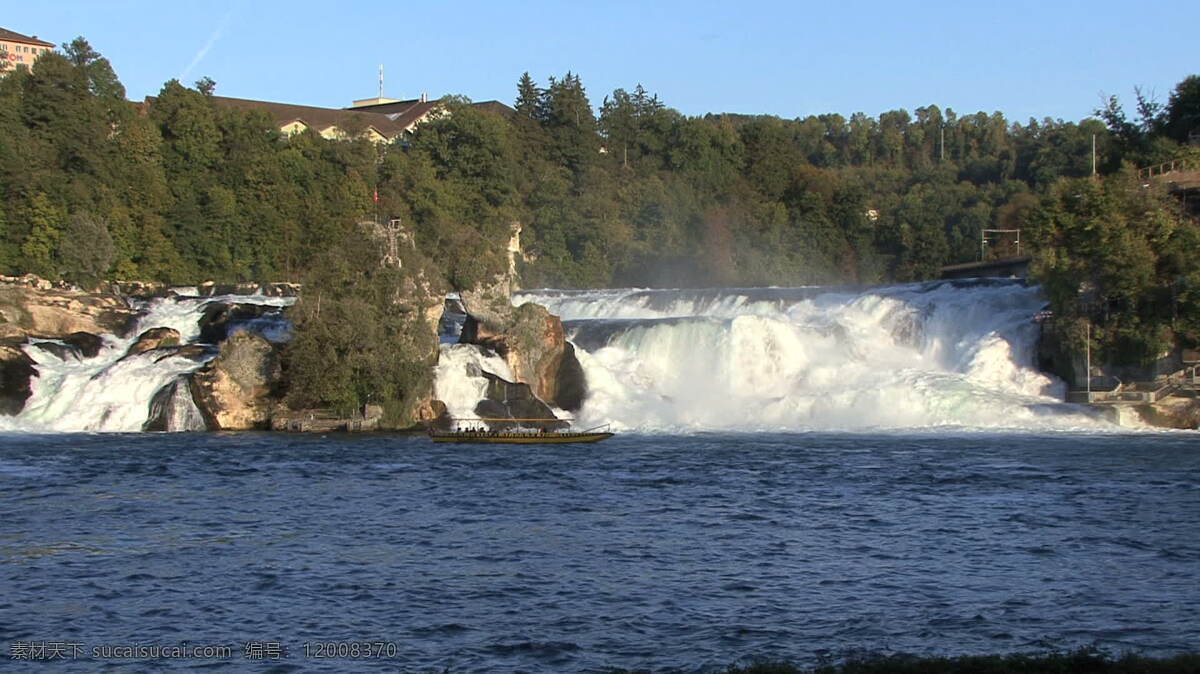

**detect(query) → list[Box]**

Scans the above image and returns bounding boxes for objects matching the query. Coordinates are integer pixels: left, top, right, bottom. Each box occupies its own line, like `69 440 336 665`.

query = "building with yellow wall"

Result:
0 27 54 72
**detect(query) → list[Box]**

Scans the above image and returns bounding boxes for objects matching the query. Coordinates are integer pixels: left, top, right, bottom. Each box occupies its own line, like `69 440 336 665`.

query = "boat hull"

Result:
429 432 614 444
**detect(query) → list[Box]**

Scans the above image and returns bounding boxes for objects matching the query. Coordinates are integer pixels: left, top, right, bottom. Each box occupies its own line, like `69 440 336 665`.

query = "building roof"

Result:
345 98 444 131
352 98 515 125
209 95 410 139
148 93 514 142
471 100 517 118
0 28 54 48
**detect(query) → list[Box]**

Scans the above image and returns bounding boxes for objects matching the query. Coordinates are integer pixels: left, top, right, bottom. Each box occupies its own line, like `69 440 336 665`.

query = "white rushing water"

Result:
509 280 1110 432
1 280 1112 434
433 343 517 421
1 293 293 433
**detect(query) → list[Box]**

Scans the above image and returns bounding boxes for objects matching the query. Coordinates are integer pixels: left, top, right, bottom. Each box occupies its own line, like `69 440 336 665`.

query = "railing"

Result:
1069 369 1190 404
1138 158 1196 181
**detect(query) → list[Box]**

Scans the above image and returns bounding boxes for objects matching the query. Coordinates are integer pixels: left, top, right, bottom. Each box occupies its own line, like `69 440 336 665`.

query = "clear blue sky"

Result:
5 0 1196 123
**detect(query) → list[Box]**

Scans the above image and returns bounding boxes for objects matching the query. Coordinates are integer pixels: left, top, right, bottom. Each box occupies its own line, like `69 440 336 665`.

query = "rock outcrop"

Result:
32 341 78 361
125 327 181 357
190 332 280 430
153 344 213 363
144 377 207 432
99 281 170 298
459 298 587 411
30 331 106 362
474 372 568 431
418 399 452 431
1134 396 1200 429
197 302 287 344
195 281 301 297
460 278 515 332
0 344 36 415
62 332 105 358
0 284 137 340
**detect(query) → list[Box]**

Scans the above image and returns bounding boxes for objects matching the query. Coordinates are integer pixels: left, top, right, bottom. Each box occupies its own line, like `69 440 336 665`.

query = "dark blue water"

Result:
1 432 1198 672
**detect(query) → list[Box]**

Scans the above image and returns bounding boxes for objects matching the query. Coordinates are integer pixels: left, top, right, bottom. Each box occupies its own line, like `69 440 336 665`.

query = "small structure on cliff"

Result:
940 255 1031 280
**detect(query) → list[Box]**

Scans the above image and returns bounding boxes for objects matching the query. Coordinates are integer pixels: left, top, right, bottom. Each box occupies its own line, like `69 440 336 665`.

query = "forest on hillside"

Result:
2 38 1200 368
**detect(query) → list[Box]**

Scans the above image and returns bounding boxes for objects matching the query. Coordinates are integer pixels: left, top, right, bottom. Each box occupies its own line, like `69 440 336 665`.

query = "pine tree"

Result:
514 72 541 120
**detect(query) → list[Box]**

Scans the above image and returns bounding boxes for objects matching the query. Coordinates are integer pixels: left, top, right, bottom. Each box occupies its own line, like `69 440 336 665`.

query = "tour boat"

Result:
428 419 613 444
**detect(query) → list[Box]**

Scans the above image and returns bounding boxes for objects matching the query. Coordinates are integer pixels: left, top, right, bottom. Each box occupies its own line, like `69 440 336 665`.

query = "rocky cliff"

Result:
473 371 569 431
190 332 281 430
0 343 36 415
0 283 136 340
0 279 140 416
1134 396 1200 429
459 286 586 412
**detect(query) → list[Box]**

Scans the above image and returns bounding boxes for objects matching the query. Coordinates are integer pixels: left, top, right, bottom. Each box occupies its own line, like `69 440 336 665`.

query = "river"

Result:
2 430 1197 671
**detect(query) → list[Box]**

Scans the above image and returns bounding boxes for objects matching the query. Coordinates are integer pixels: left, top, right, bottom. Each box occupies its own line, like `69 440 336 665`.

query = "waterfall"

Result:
1 293 293 433
1 280 1112 434
433 343 517 420
504 279 1108 432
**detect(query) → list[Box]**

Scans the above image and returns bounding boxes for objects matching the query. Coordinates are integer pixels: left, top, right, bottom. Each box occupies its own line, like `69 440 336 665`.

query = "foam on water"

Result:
1 294 293 433
0 281 1114 434
509 280 1110 432
433 344 517 420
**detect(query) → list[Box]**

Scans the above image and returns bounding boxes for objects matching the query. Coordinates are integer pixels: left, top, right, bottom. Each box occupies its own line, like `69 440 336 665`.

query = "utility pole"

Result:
1091 134 1096 177
378 64 384 100
1086 321 1092 397
940 126 945 162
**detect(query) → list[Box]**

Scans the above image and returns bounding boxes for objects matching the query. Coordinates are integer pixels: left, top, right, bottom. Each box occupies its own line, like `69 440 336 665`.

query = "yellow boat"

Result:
429 430 614 444
428 418 613 444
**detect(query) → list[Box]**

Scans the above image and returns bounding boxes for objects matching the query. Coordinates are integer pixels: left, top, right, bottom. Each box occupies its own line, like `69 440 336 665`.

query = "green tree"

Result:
62 37 126 104
1163 74 1200 144
514 72 541 119
20 193 65 278
284 226 447 425
540 72 598 176
1027 171 1199 365
195 76 216 97
58 212 115 287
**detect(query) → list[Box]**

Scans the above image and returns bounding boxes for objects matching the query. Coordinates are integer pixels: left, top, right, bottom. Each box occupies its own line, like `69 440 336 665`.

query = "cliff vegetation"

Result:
1 38 1199 408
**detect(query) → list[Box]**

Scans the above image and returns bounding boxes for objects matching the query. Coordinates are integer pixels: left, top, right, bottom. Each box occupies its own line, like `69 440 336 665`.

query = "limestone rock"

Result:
35 332 106 361
144 377 206 432
385 272 451 427
459 278 515 331
0 284 137 340
0 345 36 415
63 332 104 358
419 399 452 431
154 344 214 363
33 341 79 361
125 327 181 357
459 301 587 411
553 342 587 412
100 281 169 298
190 332 281 430
1135 397 1200 429
472 371 568 431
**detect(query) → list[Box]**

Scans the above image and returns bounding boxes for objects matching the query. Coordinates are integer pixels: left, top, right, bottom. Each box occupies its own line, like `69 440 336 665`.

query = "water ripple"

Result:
1 432 1197 671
